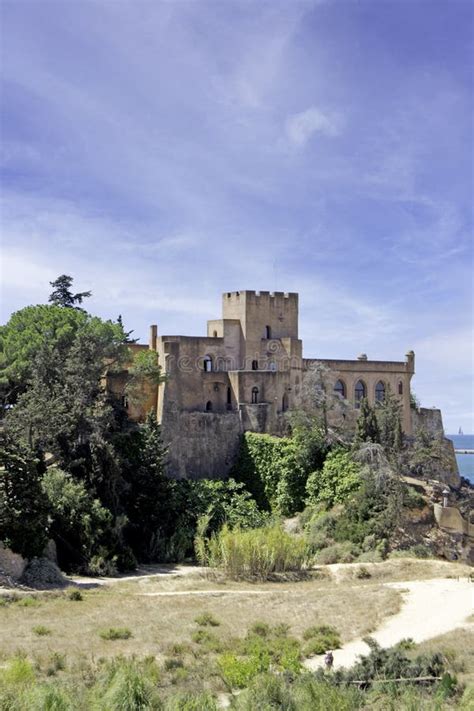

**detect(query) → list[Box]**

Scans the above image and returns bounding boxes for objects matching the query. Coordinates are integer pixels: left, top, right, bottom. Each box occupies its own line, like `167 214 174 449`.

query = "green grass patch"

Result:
99 627 132 641
32 625 52 636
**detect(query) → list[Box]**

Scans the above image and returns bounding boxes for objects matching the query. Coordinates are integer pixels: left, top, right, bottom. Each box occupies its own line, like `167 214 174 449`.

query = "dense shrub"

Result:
41 467 112 572
229 673 363 711
314 542 357 564
231 432 309 515
197 523 310 579
0 438 50 558
94 659 162 710
219 624 302 689
306 449 361 508
302 625 341 655
325 637 448 686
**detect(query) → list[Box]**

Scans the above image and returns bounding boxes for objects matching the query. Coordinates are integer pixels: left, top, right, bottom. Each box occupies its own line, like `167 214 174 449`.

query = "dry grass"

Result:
0 558 469 670
330 557 473 584
0 570 401 663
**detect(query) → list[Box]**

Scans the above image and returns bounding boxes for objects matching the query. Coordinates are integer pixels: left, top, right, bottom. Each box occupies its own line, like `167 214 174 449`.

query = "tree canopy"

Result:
48 274 91 308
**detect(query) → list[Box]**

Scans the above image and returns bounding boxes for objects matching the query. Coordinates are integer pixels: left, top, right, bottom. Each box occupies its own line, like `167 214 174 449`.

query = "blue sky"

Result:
1 0 472 432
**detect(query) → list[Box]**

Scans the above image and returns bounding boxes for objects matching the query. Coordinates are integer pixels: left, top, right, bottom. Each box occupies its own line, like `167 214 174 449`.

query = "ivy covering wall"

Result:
231 432 308 516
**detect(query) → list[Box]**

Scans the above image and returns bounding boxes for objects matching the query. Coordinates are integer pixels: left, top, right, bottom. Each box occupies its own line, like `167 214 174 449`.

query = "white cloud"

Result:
285 107 341 147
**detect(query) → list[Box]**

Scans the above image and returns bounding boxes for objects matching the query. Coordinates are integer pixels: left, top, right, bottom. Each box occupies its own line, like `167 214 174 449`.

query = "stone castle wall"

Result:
160 409 243 479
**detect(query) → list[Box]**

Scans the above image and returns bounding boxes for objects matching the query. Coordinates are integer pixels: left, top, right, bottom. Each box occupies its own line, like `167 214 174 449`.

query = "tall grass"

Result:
197 523 310 580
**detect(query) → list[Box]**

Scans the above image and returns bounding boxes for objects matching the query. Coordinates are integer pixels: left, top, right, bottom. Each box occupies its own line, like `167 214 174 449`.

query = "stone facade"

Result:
118 290 416 479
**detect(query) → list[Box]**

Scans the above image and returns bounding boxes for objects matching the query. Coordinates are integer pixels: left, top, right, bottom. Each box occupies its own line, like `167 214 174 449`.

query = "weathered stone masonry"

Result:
113 290 416 479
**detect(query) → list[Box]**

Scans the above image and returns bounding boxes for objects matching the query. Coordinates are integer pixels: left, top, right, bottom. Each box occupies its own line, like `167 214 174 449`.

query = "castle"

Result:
116 290 415 478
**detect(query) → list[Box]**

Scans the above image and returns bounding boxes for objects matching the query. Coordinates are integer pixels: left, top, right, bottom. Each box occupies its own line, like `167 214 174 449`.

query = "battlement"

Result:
224 290 298 301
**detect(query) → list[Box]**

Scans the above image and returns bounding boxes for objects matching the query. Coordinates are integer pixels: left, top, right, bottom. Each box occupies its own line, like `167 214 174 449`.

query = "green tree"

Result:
376 386 403 452
5 326 126 471
119 411 171 560
0 435 49 558
0 304 127 410
48 274 91 308
355 398 380 444
41 467 113 572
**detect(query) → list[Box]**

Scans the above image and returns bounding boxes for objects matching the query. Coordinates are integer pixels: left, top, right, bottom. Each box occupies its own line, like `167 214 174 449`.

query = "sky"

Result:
0 0 473 432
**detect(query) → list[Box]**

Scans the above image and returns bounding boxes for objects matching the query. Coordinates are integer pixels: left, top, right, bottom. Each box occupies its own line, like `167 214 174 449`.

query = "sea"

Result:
445 434 474 485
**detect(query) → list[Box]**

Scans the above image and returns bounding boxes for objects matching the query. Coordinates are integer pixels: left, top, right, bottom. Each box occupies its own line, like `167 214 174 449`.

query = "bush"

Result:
0 656 36 685
250 621 270 638
218 653 261 689
88 553 118 577
302 625 341 656
194 612 220 627
292 675 363 711
229 673 296 710
198 523 310 580
163 658 184 671
16 596 40 607
190 629 222 652
23 683 74 710
33 625 51 636
355 566 371 579
315 542 356 565
99 627 132 641
304 509 338 553
96 660 162 710
41 467 113 573
306 450 361 508
67 588 83 601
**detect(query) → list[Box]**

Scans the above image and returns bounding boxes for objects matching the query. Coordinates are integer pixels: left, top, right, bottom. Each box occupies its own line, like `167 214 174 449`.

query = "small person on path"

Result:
324 650 334 671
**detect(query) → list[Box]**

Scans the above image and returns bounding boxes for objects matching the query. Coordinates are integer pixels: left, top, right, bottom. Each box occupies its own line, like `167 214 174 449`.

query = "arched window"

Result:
354 380 366 408
334 379 346 399
398 381 403 396
269 361 276 372
251 387 259 404
265 325 271 339
282 393 289 412
213 330 218 338
226 386 232 410
203 355 213 372
205 400 213 411
252 360 258 370
375 381 385 403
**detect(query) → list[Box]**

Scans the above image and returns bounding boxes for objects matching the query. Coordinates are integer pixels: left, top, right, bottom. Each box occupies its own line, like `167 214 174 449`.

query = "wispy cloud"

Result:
285 107 342 147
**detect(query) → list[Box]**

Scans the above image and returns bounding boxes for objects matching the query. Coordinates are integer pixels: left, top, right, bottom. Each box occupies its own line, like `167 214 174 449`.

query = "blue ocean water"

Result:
446 434 474 484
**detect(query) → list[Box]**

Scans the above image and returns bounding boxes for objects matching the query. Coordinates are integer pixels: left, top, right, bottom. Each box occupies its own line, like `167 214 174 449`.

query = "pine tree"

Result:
49 275 91 308
355 398 380 444
377 386 403 452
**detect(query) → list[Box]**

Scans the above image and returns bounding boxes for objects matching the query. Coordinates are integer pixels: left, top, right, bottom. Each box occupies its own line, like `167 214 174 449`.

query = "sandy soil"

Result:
305 577 474 670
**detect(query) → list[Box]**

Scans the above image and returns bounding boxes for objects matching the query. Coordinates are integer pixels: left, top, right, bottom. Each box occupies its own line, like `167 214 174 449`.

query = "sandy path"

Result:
69 564 205 587
305 577 474 671
138 589 291 596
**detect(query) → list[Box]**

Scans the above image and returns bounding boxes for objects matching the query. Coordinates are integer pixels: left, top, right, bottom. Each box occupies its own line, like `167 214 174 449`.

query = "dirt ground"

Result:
0 558 471 666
